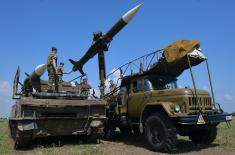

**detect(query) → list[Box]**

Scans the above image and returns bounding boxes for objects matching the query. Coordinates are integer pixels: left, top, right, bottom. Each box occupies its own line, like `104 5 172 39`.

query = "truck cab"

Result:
113 73 232 152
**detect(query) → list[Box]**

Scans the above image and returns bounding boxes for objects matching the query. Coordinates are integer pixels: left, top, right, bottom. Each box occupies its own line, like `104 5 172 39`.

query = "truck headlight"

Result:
174 104 180 112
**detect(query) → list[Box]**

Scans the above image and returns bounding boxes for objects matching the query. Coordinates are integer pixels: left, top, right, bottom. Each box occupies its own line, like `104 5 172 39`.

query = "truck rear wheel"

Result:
144 113 177 152
189 126 217 145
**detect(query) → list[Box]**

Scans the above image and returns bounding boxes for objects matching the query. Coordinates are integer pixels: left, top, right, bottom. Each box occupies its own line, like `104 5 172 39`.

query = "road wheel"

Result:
189 126 217 145
14 130 31 150
144 113 177 152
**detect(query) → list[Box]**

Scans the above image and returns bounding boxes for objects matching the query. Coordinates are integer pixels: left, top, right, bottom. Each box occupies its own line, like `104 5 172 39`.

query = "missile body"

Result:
105 4 142 39
70 4 142 75
31 64 47 79
23 64 47 93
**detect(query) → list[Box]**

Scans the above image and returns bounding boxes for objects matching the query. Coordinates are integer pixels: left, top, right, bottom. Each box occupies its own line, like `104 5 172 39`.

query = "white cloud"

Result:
218 93 235 102
105 68 123 93
223 94 235 101
0 81 11 95
110 68 122 85
111 68 122 81
0 80 14 118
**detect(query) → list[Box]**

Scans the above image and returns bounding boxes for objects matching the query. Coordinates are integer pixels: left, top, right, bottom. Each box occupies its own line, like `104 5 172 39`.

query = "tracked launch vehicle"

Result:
9 64 106 149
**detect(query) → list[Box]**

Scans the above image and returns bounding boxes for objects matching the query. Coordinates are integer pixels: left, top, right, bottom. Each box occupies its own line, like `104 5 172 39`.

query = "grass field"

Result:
0 119 234 155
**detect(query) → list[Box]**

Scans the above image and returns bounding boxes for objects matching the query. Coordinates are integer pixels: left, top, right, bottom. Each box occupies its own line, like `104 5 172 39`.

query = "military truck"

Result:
9 65 106 149
104 40 232 152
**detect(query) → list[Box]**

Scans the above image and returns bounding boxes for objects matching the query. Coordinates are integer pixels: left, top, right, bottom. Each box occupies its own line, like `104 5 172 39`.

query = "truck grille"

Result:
188 97 213 112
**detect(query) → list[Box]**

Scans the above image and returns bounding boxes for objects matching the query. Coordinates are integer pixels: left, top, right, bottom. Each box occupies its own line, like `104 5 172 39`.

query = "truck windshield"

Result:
149 76 177 90
131 76 177 92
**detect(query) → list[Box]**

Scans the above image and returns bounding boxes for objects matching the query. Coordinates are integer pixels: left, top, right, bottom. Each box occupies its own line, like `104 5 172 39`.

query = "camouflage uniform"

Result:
57 63 64 91
81 78 91 96
57 64 64 83
23 78 33 97
47 50 57 92
109 80 117 96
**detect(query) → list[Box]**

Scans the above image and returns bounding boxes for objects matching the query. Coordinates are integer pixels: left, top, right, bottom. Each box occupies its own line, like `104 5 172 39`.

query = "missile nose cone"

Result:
35 64 46 76
122 3 142 23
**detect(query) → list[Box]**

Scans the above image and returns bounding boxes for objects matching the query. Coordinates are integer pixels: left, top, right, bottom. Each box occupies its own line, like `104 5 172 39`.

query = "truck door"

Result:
128 79 145 118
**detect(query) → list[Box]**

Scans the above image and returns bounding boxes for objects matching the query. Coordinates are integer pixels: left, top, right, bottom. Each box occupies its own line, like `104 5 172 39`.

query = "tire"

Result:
189 126 217 145
144 113 177 152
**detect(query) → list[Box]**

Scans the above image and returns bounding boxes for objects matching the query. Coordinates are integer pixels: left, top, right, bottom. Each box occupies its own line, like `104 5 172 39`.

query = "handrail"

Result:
106 49 163 80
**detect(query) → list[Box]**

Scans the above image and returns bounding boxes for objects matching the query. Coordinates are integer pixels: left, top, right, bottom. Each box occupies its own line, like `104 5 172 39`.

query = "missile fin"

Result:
69 59 77 65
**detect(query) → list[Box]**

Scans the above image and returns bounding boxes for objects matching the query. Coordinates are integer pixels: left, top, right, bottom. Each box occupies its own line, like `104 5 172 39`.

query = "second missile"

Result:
69 4 142 75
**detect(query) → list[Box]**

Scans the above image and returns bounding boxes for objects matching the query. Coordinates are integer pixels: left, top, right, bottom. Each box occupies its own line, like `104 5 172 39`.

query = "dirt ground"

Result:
4 134 235 155
100 139 235 155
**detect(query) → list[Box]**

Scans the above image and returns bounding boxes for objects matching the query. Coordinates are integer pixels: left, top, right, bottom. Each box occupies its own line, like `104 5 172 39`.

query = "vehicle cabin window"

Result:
132 79 153 93
149 77 178 90
144 80 153 91
132 80 138 93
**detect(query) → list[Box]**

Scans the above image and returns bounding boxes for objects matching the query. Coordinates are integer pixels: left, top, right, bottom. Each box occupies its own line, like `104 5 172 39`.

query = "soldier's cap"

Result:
52 47 57 51
60 62 64 65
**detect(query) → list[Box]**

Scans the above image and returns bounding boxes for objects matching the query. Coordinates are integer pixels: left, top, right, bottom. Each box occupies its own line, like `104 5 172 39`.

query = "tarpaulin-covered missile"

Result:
24 64 47 92
13 64 47 97
69 4 142 75
30 64 47 79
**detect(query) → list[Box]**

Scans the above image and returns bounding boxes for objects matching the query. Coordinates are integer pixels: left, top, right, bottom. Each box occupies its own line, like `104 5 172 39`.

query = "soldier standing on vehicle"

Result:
80 77 92 96
57 62 65 83
47 47 58 92
109 80 116 95
57 62 67 91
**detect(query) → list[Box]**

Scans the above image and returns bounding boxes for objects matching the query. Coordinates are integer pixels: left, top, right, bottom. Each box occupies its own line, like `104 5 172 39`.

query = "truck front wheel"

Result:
144 113 177 152
189 126 217 145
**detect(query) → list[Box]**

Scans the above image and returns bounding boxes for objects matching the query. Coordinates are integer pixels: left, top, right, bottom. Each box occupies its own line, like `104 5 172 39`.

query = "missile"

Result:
69 3 142 75
105 3 142 38
22 64 47 92
25 64 47 79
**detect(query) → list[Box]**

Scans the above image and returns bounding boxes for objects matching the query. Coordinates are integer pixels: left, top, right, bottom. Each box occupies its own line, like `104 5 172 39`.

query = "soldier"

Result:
22 77 33 97
47 47 58 92
57 62 66 92
57 62 65 83
109 80 116 95
80 77 92 96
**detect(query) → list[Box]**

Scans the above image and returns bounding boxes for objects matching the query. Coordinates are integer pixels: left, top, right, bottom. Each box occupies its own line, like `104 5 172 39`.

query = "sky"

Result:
0 0 235 117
